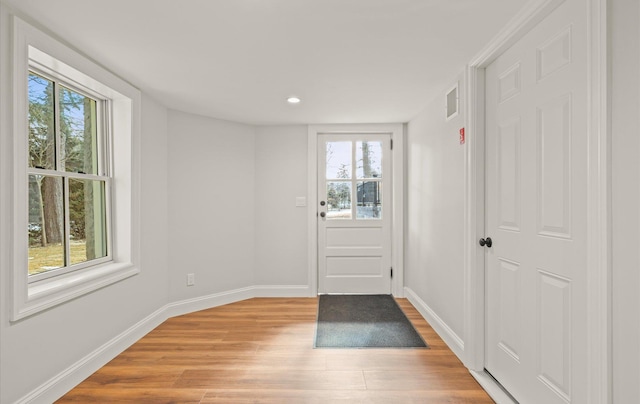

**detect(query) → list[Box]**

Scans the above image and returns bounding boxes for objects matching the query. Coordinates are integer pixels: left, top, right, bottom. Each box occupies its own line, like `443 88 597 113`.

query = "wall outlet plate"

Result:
187 273 195 286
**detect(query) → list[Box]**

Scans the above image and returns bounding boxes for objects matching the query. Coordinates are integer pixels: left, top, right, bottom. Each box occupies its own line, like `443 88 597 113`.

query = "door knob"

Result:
479 237 492 248
320 212 326 218
320 201 326 206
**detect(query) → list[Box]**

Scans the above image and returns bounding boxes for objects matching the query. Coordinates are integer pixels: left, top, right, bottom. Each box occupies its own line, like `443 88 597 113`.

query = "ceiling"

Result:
4 0 529 125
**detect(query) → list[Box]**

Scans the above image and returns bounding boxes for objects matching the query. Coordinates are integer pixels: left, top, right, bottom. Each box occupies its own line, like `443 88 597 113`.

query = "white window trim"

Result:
11 17 141 321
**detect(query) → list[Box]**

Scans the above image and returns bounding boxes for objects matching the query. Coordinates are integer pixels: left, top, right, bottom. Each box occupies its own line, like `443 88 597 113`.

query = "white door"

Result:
317 134 391 294
484 0 588 402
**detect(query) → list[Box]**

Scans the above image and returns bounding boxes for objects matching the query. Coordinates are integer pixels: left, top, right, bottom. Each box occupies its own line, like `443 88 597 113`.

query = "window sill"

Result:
12 262 139 321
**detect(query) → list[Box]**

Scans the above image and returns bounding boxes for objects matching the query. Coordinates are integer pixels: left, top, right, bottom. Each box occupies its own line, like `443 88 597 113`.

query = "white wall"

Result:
9 0 640 402
405 74 466 347
611 0 640 401
139 96 171 312
0 9 171 397
254 126 308 286
167 111 256 301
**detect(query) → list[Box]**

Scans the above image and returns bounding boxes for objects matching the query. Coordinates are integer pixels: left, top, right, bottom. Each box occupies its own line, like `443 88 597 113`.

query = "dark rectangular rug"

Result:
314 295 428 348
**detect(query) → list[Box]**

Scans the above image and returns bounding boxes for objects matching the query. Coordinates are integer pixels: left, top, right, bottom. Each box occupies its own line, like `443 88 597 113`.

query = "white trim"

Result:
463 0 610 400
404 287 464 358
252 285 311 297
166 285 312 318
404 284 514 403
9 16 141 321
469 370 518 404
14 304 167 404
307 126 319 296
392 125 405 297
307 124 405 297
13 285 314 403
468 0 566 68
586 0 611 401
463 62 487 372
164 286 256 319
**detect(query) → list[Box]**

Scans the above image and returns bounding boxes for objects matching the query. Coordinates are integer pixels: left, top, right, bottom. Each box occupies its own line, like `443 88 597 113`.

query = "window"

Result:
10 17 141 320
325 140 383 220
27 71 111 282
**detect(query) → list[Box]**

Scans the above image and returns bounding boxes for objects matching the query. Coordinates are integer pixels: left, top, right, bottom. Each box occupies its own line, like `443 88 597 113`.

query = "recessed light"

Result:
287 96 301 104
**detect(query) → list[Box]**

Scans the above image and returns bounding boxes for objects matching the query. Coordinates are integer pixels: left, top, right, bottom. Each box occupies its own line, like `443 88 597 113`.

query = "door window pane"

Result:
28 175 65 275
357 181 382 219
69 179 108 265
28 73 56 170
326 142 352 179
356 141 382 179
326 181 352 219
60 86 99 174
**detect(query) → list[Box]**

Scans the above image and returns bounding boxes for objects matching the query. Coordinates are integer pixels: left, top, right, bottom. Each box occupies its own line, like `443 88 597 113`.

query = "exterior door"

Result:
484 0 588 402
317 134 391 294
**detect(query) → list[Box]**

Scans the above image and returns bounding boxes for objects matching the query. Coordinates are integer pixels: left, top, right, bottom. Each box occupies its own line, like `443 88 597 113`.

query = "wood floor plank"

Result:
363 369 483 391
173 369 366 390
58 388 207 403
325 349 465 371
56 297 493 403
75 366 184 389
200 389 494 404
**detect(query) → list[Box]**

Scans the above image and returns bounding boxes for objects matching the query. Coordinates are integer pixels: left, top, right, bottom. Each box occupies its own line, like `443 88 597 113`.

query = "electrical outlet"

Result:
187 273 195 286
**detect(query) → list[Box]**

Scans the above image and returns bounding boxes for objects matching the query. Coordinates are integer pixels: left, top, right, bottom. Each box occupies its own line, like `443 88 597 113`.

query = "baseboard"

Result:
404 287 465 358
253 285 311 297
469 370 517 404
164 286 256 318
164 285 311 318
404 287 516 402
15 305 169 404
16 285 313 403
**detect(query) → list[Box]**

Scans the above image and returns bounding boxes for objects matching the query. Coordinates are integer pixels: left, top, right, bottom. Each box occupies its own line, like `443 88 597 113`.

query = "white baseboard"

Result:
16 284 313 404
404 287 517 404
164 286 256 318
404 287 516 402
16 305 168 404
470 370 517 404
253 285 311 297
404 287 465 358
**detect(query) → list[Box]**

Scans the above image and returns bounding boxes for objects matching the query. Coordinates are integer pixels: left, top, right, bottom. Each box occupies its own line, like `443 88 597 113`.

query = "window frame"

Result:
11 16 141 321
26 67 114 283
324 139 385 221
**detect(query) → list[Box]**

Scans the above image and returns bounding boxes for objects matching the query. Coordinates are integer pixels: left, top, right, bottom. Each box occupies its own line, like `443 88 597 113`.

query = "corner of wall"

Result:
404 69 467 359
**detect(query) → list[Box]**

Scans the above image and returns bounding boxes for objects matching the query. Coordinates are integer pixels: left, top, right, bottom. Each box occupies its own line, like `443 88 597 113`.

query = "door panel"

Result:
318 134 391 294
484 0 587 402
537 94 572 238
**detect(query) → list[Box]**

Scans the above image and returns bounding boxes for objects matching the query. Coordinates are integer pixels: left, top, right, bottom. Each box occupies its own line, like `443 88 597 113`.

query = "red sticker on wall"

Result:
459 128 465 145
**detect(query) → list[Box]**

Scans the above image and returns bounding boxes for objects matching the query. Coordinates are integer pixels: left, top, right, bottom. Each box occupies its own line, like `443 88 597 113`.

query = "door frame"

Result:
462 0 611 402
307 124 405 297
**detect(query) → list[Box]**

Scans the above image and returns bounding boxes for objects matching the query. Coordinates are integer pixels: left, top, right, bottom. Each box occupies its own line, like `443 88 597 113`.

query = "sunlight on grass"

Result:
28 242 87 275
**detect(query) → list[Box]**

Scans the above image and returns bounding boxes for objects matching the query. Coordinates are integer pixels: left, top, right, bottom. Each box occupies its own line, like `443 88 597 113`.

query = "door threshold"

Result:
469 369 518 404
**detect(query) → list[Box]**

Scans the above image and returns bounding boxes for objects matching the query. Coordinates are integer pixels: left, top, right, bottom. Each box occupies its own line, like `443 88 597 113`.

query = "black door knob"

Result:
479 237 492 248
320 212 326 218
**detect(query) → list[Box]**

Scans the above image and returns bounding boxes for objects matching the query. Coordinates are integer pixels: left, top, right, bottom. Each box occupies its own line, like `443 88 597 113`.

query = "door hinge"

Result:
390 139 393 150
390 267 393 278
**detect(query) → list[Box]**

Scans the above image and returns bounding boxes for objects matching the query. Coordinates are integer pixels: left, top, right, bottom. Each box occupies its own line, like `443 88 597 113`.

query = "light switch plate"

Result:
296 197 307 207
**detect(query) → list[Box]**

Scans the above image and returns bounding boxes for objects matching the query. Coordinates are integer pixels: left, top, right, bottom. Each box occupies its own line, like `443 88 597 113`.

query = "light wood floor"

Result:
57 298 493 403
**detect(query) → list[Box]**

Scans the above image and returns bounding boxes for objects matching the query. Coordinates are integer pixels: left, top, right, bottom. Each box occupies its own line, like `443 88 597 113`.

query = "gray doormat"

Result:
314 295 428 348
